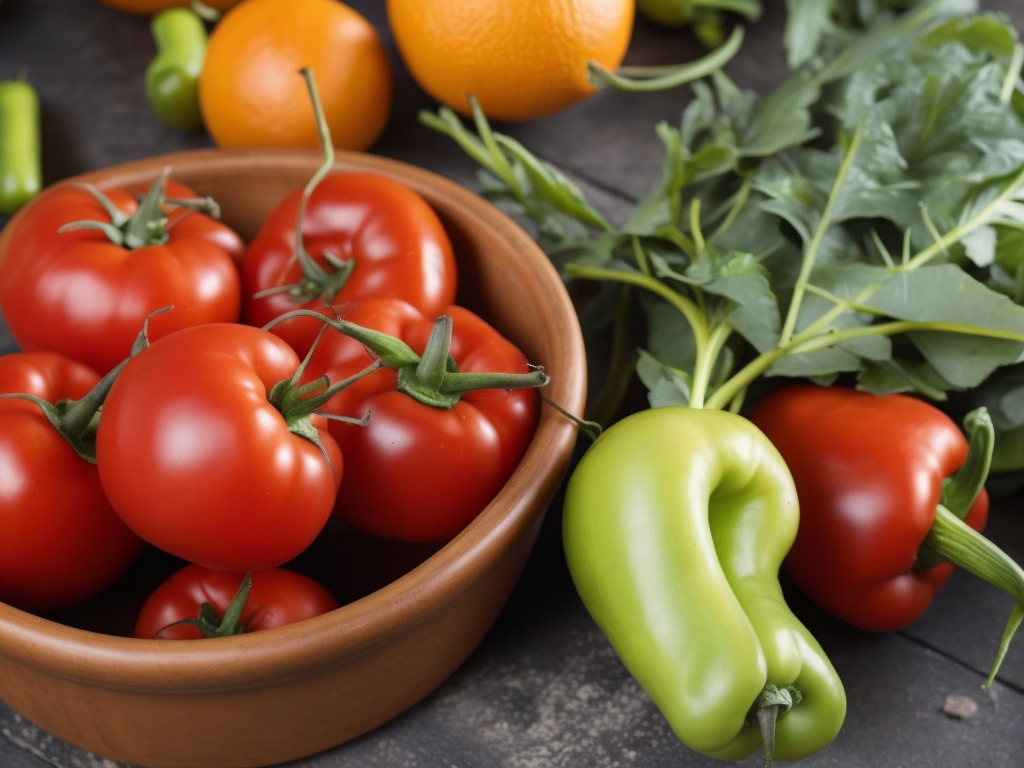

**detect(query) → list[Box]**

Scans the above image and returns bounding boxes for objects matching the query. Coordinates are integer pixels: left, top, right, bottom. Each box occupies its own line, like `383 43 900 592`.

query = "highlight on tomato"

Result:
95 322 345 573
134 565 339 639
0 351 144 612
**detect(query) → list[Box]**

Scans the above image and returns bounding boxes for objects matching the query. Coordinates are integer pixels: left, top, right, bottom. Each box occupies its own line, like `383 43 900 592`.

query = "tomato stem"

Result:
398 316 549 408
157 573 252 639
264 309 549 409
59 169 219 249
415 314 453 392
264 67 357 307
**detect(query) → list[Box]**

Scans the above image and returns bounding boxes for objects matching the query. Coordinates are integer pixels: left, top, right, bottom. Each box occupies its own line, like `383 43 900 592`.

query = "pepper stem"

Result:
754 684 801 768
915 407 996 571
942 407 995 521
921 505 1024 689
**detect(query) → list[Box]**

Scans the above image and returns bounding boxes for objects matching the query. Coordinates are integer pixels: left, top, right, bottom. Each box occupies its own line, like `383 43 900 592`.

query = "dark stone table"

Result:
1 1 1023 766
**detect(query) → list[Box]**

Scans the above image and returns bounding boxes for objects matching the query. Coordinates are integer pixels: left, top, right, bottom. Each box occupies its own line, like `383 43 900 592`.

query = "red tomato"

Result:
0 175 244 374
295 298 540 542
0 351 144 611
240 171 458 355
95 323 343 571
134 565 338 639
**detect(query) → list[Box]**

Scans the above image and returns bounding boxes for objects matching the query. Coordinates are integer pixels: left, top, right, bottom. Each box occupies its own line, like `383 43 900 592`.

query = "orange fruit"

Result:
386 0 635 122
198 0 393 151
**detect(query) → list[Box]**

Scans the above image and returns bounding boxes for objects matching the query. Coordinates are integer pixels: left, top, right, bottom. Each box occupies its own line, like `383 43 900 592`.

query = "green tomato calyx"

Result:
265 309 550 411
155 573 252 639
58 166 220 249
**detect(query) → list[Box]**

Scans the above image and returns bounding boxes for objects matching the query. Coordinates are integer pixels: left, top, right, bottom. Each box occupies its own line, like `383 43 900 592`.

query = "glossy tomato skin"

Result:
134 565 338 639
0 352 144 611
297 298 539 542
241 172 457 355
96 323 343 572
0 179 244 374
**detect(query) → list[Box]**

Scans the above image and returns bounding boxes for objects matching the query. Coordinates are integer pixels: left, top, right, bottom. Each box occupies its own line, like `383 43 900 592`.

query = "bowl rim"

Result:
0 147 587 691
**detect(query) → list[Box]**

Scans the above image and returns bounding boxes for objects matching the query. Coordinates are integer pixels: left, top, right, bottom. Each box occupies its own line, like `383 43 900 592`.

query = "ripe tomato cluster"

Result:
0 162 545 637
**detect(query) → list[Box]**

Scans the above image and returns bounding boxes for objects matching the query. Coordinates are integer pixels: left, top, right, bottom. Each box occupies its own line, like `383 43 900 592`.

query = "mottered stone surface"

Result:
1 1 1024 766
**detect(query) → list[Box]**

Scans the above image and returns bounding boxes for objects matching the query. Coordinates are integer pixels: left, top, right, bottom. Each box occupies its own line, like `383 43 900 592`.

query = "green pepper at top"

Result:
563 407 846 764
145 7 208 133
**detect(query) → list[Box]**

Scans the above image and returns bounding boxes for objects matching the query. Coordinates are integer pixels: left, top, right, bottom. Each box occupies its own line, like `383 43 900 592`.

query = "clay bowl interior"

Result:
0 148 587 768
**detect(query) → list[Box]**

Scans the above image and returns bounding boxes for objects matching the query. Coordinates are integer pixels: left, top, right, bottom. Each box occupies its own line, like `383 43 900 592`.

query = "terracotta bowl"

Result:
0 149 587 768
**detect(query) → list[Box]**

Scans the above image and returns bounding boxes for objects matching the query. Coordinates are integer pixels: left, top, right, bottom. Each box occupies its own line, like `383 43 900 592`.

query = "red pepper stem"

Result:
941 407 994 521
921 504 1024 688
916 406 995 571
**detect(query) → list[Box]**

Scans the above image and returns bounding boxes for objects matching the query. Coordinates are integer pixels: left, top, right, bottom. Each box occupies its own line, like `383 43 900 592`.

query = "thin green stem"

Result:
708 173 754 244
899 165 1024 272
591 26 745 92
706 319 1024 410
690 319 734 410
564 263 711 355
1001 43 1024 104
695 0 762 17
470 96 524 199
780 123 865 344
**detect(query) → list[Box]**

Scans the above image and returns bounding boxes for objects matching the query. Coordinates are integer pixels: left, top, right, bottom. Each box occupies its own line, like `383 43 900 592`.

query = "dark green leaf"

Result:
636 348 692 408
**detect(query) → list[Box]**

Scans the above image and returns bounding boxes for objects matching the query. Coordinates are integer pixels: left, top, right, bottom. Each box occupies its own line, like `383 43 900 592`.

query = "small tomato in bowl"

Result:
0 172 244 374
0 351 144 611
135 565 338 639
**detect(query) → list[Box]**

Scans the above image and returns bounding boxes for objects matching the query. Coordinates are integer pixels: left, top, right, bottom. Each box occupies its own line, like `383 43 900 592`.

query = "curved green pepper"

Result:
145 6 208 133
0 78 41 217
563 407 846 764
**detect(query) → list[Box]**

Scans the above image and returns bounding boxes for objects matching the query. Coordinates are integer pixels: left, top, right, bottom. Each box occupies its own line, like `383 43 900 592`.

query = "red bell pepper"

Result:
749 385 1024 687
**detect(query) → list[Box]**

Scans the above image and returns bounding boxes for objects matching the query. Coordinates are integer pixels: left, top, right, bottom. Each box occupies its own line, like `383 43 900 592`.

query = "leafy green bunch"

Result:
423 0 1024 467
